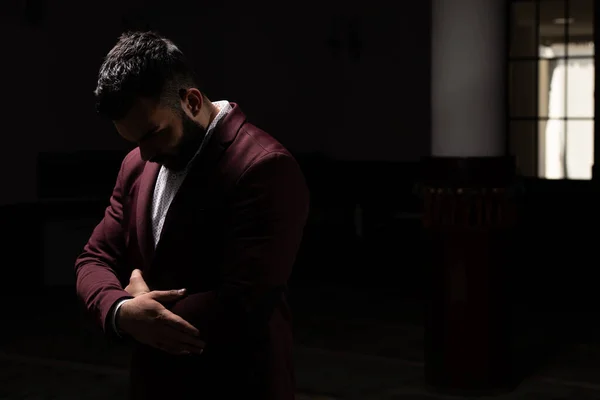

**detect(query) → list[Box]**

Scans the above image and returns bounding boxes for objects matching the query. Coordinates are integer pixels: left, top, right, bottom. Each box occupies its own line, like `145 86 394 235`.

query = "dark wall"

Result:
6 2 595 316
1 1 133 205
0 1 433 301
2 13 599 383
0 1 431 206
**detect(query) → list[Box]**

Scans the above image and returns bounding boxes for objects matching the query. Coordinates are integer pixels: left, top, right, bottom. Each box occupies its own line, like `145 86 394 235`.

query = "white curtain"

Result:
542 43 594 180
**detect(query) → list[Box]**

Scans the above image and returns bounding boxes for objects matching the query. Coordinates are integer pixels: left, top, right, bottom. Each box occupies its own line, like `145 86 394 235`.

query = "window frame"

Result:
507 0 596 180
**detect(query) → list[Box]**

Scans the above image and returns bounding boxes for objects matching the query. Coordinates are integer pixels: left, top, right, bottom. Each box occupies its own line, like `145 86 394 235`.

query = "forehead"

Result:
114 97 176 142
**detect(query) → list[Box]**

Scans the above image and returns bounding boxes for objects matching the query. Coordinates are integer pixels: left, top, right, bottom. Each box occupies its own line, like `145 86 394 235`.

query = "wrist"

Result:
114 298 132 335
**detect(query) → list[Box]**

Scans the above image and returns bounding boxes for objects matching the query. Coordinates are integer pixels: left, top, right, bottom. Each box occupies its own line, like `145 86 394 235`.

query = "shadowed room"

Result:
1 0 599 399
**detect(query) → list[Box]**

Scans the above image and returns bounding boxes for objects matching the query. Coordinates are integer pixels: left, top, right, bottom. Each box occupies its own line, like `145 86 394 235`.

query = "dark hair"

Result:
94 31 199 120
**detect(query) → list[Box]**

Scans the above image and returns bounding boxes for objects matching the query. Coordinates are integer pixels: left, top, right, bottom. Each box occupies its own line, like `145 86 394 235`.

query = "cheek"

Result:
156 133 182 155
170 132 183 147
169 130 186 147
141 136 171 157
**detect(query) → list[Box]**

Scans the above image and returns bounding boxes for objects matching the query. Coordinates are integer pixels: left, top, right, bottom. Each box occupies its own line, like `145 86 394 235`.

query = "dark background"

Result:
2 0 431 297
1 0 595 316
0 1 599 398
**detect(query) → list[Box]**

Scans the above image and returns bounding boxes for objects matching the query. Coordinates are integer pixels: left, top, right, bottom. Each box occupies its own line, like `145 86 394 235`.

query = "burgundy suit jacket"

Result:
74 103 309 399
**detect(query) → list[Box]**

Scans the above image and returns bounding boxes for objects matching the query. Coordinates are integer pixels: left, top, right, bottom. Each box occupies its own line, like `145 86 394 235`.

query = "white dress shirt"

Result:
111 100 232 335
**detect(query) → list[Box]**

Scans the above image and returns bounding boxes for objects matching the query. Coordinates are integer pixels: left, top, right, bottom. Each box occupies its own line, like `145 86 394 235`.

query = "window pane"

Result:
509 61 538 118
510 1 538 58
566 56 594 118
539 55 553 118
544 58 567 118
510 120 538 177
539 118 567 179
565 120 594 179
508 0 595 182
540 0 567 47
568 0 594 52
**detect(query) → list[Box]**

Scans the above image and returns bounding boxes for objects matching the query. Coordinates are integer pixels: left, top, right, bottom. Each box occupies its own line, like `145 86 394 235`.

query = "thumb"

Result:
150 289 187 301
130 269 143 279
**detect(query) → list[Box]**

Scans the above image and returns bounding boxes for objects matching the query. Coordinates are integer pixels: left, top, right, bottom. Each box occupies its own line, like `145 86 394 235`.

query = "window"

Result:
509 0 595 179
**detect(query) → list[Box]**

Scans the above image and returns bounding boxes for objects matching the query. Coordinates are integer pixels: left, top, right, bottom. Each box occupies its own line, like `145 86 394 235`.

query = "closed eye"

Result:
140 128 165 144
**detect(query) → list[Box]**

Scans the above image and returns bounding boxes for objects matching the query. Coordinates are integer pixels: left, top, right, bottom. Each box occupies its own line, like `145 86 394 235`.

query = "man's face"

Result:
114 97 206 171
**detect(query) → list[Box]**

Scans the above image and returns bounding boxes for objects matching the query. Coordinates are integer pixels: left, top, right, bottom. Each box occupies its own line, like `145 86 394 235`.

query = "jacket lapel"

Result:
154 127 232 254
154 103 247 257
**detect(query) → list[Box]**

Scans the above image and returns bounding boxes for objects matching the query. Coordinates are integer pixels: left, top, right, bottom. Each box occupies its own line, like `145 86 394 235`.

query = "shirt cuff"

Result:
111 298 133 337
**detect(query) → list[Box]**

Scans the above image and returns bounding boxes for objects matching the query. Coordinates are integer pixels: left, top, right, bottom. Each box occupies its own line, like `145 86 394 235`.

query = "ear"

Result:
180 88 204 117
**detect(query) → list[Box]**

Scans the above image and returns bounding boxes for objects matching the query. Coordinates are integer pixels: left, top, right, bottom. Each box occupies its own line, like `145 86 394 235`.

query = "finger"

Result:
155 333 203 356
158 336 204 356
160 324 205 353
150 289 187 302
154 341 191 356
159 310 201 338
177 344 203 356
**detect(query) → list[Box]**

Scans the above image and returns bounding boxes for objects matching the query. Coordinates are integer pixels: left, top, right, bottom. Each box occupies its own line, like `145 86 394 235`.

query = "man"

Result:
74 31 309 399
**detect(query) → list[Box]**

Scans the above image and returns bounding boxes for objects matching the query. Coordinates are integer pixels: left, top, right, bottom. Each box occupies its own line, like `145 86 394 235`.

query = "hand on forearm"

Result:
118 269 207 355
117 289 205 356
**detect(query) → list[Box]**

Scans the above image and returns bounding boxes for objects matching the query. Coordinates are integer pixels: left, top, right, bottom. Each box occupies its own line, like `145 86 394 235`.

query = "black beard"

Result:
165 113 207 171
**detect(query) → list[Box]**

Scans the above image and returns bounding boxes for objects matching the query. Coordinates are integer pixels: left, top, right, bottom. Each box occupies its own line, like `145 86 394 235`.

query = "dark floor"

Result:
2 284 600 399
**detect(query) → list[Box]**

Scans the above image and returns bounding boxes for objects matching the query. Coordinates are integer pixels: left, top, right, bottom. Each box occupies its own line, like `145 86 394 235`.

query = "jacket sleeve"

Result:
169 152 310 343
74 155 133 335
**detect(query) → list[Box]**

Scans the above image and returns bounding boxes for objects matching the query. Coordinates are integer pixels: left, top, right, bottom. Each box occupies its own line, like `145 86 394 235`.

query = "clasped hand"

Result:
118 269 205 356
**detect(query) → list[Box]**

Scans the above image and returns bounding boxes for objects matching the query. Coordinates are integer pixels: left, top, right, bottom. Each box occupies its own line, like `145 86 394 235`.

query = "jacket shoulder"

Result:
231 123 297 171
